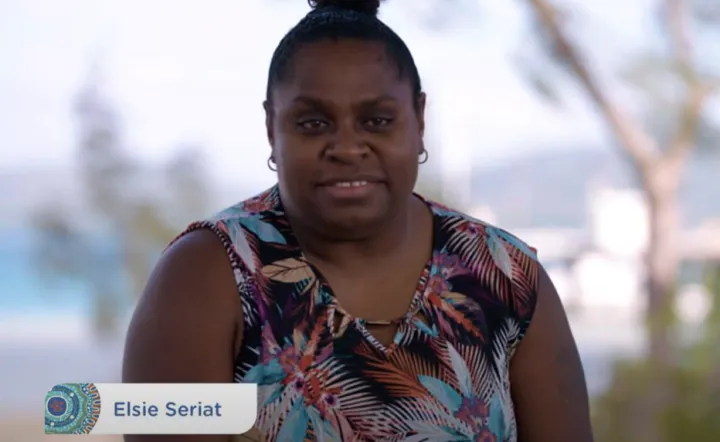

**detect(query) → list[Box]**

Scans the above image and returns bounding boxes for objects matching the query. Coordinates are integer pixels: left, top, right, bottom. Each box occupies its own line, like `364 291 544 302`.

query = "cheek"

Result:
275 143 317 182
274 134 312 163
382 137 421 190
383 150 419 189
382 131 422 163
383 148 416 174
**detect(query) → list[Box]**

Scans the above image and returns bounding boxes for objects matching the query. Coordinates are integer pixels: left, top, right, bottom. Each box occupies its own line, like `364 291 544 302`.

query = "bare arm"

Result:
122 229 243 442
511 265 594 442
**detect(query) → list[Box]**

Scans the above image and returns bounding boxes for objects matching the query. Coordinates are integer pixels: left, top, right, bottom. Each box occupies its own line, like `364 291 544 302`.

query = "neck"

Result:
289 196 426 271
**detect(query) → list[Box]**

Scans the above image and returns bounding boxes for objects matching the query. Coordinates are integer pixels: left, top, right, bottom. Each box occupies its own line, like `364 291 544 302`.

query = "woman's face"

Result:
266 39 425 239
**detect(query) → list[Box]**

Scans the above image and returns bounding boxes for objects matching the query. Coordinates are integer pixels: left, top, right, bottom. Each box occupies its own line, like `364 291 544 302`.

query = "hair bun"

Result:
309 0 382 16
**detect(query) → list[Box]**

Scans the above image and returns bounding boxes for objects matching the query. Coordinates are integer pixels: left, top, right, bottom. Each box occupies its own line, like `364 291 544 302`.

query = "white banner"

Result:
44 383 258 435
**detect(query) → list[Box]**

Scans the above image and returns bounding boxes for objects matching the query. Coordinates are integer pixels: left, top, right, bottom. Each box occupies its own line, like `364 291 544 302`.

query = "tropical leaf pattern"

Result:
179 185 539 442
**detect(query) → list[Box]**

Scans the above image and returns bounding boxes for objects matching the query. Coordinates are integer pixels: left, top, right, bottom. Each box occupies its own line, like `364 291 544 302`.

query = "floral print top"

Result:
178 185 539 442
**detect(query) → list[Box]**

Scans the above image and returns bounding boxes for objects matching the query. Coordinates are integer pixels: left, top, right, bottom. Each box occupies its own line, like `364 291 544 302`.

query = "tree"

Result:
32 65 210 337
514 0 719 439
593 261 720 442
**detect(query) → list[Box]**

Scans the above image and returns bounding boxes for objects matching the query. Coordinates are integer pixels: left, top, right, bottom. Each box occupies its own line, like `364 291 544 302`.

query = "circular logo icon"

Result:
47 396 68 416
44 383 101 434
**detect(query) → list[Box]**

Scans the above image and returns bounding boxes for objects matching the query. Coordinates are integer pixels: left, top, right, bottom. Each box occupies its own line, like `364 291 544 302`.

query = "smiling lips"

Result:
333 180 369 188
319 178 382 200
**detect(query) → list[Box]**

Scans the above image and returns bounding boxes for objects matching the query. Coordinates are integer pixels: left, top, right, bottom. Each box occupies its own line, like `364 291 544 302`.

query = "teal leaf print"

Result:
446 343 474 397
306 406 341 441
487 393 506 439
244 359 285 385
414 318 439 337
262 382 284 406
239 217 287 244
418 376 462 413
486 228 513 278
222 220 257 273
493 227 537 260
276 399 309 442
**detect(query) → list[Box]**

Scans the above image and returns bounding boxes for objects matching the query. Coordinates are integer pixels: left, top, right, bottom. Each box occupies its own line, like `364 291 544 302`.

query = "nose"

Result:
324 122 369 164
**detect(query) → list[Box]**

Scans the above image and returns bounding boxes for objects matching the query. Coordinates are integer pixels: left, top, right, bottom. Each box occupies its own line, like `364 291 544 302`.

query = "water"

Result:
0 229 89 314
0 228 131 316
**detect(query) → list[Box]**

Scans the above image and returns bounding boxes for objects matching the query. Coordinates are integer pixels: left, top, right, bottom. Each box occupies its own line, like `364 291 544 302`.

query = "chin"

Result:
320 210 387 240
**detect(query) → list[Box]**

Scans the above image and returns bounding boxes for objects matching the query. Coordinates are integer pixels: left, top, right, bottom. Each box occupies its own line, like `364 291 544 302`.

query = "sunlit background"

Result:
1 0 719 440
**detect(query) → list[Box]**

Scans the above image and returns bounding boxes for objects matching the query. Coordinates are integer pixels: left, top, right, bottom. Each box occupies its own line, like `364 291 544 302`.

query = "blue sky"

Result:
0 0 658 190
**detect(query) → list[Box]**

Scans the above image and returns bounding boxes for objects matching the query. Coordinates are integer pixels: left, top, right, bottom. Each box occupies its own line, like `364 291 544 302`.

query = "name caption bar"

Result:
45 383 257 435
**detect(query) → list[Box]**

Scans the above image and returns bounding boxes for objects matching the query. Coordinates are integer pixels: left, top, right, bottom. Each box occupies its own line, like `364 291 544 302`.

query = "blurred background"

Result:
1 0 719 440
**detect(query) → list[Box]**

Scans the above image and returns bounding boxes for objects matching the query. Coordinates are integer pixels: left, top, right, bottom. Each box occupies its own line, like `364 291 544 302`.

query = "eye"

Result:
297 119 329 131
364 117 393 127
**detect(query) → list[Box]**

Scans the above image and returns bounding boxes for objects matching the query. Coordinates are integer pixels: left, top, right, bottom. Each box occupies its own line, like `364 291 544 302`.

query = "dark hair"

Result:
266 0 423 109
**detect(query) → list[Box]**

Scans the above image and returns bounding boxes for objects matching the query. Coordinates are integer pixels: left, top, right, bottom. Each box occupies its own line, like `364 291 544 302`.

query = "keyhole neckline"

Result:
292 194 442 355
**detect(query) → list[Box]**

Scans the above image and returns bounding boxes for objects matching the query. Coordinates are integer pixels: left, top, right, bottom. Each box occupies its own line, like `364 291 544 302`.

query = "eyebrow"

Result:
291 94 398 108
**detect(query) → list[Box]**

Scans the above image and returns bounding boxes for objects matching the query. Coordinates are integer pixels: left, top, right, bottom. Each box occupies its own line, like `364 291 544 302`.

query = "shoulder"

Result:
195 187 289 273
138 188 282 311
425 198 541 334
122 199 263 383
209 186 281 222
426 198 538 266
205 187 286 240
143 227 240 318
122 228 242 383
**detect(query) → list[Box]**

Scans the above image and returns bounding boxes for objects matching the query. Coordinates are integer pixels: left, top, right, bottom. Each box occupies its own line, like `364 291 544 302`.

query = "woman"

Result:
123 1 594 441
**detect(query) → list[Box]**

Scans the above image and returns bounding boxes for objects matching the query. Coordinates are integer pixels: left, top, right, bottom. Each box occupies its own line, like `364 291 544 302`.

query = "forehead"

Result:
272 39 413 107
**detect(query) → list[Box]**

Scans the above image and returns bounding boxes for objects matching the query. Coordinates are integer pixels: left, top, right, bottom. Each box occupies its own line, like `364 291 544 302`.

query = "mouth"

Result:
327 180 372 188
318 175 384 186
317 178 383 200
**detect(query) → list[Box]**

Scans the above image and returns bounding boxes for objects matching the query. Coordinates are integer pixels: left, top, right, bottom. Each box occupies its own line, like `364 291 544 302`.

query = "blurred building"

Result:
516 185 720 354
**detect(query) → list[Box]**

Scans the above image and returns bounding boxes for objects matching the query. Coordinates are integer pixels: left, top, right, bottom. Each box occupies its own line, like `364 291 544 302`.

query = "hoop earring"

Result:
419 149 429 164
267 156 277 172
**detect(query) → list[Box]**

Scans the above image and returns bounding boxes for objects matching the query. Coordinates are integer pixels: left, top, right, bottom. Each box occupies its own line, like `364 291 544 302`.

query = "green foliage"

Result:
593 359 720 442
592 263 720 442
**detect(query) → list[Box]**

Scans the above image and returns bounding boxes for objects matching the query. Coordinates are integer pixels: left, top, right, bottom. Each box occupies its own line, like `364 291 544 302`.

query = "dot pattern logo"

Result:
45 383 101 434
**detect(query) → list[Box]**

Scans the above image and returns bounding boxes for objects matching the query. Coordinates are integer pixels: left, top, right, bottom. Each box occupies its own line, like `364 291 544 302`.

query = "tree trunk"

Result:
636 170 682 442
646 191 680 366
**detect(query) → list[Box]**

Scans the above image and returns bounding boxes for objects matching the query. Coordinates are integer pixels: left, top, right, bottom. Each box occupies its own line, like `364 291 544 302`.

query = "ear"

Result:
263 100 275 148
415 92 426 138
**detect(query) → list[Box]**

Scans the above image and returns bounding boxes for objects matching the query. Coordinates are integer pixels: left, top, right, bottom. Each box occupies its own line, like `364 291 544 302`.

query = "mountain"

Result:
469 148 720 229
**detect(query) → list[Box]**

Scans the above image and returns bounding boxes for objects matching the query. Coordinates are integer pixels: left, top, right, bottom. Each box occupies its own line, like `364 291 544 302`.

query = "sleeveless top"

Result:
179 185 539 442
